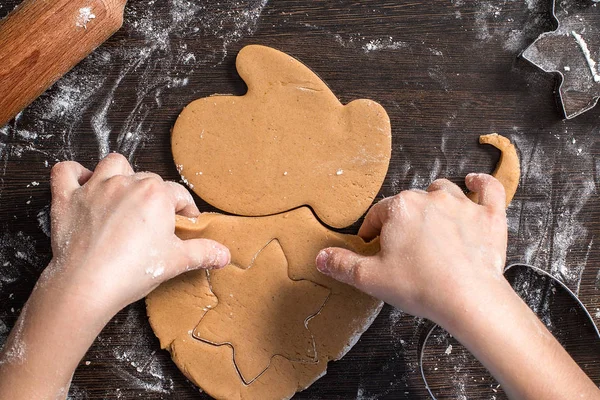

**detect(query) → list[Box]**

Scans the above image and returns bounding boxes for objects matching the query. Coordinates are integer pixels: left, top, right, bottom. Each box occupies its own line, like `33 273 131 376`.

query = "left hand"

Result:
0 153 230 400
44 153 231 318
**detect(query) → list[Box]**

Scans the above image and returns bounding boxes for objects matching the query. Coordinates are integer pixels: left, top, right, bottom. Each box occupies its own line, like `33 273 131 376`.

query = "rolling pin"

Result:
0 0 128 127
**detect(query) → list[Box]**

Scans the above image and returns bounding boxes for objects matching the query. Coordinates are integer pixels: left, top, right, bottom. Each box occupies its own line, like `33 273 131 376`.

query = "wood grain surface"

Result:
0 0 599 399
0 0 128 126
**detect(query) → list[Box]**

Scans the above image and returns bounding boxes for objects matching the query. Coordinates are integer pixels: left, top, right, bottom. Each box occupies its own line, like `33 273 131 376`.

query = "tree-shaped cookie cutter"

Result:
522 0 600 119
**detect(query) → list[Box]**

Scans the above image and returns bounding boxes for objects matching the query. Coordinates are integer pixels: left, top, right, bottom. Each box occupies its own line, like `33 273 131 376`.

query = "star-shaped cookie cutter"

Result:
522 0 600 119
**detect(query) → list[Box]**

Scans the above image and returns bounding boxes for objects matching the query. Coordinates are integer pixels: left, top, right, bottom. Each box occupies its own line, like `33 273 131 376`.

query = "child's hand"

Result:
45 153 230 319
316 173 507 326
317 173 599 400
0 154 231 399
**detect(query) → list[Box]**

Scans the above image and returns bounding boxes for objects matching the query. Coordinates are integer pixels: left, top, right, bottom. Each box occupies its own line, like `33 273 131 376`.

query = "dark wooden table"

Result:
1 0 599 399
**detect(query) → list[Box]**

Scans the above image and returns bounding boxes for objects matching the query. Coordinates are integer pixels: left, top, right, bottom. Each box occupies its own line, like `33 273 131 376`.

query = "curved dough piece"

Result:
146 207 383 400
468 133 520 207
171 45 392 229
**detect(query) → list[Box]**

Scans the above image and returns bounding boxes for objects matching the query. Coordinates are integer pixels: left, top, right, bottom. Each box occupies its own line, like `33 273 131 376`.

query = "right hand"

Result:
316 173 509 327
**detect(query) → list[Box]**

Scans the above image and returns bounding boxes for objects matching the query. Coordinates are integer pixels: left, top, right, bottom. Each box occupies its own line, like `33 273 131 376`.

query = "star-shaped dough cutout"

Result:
522 1 600 119
193 239 330 384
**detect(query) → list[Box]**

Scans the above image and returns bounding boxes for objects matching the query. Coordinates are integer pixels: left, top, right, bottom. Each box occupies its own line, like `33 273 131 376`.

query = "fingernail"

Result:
316 250 330 273
213 246 231 269
465 173 479 184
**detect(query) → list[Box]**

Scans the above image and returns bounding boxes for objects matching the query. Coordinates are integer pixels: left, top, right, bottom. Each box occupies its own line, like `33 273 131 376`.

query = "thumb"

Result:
316 248 375 292
169 238 231 278
465 173 507 211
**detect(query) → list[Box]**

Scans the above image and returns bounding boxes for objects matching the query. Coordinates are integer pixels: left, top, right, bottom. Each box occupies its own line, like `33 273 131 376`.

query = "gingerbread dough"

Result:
194 239 330 383
146 207 383 400
468 133 520 207
171 45 392 229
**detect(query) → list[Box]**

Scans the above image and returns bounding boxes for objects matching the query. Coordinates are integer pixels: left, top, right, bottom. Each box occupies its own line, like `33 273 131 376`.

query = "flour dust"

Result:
0 230 41 358
1 1 599 398
509 126 596 294
0 231 39 293
88 304 175 397
466 0 554 53
0 0 271 396
0 0 269 167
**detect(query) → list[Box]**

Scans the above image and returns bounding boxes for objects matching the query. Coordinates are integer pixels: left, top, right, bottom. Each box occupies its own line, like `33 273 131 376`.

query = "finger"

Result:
134 174 200 217
358 197 395 241
465 173 506 211
165 181 200 217
358 191 425 240
132 171 163 182
316 248 377 293
166 238 231 279
427 178 465 199
50 161 93 199
90 153 134 181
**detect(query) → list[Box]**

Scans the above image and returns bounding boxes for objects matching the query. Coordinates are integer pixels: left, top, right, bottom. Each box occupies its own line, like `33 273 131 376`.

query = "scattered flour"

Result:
524 0 539 10
76 7 96 29
37 206 51 238
0 231 39 291
1 1 599 398
428 65 451 92
356 387 378 400
444 344 453 355
108 305 175 394
388 308 404 329
0 317 9 356
363 37 409 53
297 22 411 55
17 130 37 140
571 31 600 83
67 384 89 400
0 1 271 394
509 128 596 292
1 0 270 164
511 269 554 328
467 0 554 53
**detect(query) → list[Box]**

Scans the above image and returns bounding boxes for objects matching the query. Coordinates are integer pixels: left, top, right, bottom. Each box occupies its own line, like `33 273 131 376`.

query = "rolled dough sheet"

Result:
171 45 392 229
146 207 383 400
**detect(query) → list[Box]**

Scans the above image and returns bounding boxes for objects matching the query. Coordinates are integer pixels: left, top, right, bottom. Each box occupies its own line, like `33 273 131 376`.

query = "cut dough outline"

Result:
191 292 332 386
191 238 332 385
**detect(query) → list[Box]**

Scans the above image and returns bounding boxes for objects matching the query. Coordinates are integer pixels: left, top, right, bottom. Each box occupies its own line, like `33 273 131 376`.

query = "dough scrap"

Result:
146 207 383 400
193 239 330 384
171 45 392 229
468 133 520 207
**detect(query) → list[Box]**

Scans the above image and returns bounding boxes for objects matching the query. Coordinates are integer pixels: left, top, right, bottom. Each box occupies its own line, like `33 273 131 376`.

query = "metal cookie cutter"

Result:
522 0 600 119
418 263 600 400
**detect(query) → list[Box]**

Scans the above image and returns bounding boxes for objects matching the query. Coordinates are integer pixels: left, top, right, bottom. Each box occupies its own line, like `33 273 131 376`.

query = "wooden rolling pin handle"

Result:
0 0 127 127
